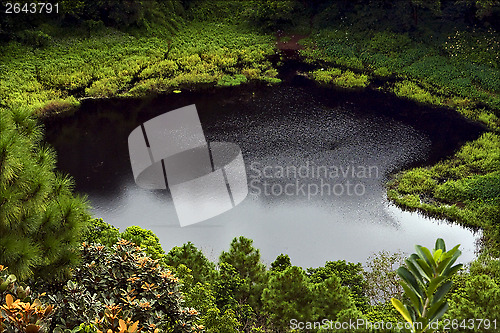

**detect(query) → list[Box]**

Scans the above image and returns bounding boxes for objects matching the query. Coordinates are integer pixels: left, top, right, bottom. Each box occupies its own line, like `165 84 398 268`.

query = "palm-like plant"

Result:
391 238 462 333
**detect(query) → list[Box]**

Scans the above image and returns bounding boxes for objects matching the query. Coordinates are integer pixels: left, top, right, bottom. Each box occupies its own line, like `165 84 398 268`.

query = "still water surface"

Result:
45 83 484 267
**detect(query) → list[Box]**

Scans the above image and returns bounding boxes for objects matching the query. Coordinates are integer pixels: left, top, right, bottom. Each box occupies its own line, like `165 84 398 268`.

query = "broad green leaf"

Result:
418 245 436 270
406 258 424 283
398 266 424 298
435 238 446 252
428 300 449 323
433 249 443 263
432 281 452 305
436 255 453 275
400 280 422 315
427 275 446 297
442 244 460 260
408 255 431 282
443 263 463 277
391 298 413 324
416 258 433 278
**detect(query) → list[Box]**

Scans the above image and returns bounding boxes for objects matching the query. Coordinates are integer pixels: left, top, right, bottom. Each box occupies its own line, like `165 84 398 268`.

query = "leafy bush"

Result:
0 265 55 333
393 168 438 194
262 266 355 330
82 218 120 248
120 226 165 261
165 242 216 285
46 240 202 333
443 29 500 68
219 237 267 313
16 30 51 48
373 67 392 78
331 70 369 88
435 172 500 202
310 68 369 88
310 68 342 84
307 260 369 312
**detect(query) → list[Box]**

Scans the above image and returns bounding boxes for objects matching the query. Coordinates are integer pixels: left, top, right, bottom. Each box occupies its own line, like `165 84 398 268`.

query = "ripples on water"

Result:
45 84 484 266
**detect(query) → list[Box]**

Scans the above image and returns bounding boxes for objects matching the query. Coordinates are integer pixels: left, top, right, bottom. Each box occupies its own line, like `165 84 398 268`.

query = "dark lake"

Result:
44 82 485 267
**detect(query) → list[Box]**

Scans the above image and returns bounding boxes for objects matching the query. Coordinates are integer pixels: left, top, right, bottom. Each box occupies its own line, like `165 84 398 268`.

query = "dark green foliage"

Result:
365 302 401 330
270 254 291 272
173 264 241 333
81 218 120 247
219 237 267 312
120 226 165 261
0 108 89 280
241 0 300 31
213 262 244 312
165 242 216 285
262 265 356 330
307 260 369 312
46 240 202 333
445 256 500 330
262 266 312 330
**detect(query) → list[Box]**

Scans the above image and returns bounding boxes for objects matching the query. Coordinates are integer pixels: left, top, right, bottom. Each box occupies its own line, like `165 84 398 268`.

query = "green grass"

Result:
0 21 279 116
300 28 500 131
388 132 500 255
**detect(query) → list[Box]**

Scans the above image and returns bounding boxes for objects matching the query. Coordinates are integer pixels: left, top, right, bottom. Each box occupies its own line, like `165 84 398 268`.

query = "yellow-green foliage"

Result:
393 81 442 105
310 68 369 88
395 168 438 194
0 22 277 113
332 70 369 88
373 67 392 78
388 133 500 254
310 68 342 84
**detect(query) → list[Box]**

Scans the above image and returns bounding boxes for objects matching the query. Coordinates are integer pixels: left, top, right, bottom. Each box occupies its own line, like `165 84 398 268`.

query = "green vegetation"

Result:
391 239 462 333
1 0 500 331
310 68 370 88
388 132 500 256
1 240 203 333
0 108 88 280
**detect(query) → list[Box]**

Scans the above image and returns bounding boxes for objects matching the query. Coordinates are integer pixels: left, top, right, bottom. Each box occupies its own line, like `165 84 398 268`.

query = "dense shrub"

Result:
1 265 55 333
46 240 202 333
262 265 356 330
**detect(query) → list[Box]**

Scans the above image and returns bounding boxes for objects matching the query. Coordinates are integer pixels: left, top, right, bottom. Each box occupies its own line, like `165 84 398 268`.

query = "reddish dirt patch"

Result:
276 32 308 51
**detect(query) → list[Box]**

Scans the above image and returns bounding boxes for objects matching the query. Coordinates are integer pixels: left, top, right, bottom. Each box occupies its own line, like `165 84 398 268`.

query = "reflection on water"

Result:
45 83 484 266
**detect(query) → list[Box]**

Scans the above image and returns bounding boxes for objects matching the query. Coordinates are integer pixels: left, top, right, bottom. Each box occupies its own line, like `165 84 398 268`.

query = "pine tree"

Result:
165 241 217 284
219 236 267 311
0 107 89 280
262 266 312 330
